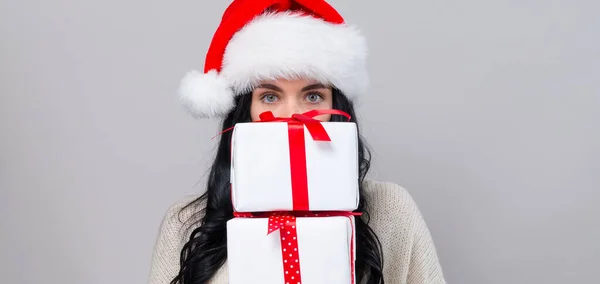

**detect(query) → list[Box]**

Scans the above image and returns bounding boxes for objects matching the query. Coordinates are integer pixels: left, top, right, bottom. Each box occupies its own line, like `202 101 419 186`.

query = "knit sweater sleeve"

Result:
364 180 446 284
405 198 447 284
148 196 199 284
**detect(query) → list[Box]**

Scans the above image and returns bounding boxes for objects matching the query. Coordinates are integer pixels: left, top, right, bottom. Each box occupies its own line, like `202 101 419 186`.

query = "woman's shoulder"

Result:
362 179 412 197
155 194 204 240
362 179 420 211
361 179 428 230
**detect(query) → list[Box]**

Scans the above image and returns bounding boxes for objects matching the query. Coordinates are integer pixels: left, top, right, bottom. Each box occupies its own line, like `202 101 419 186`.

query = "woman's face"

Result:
250 78 334 121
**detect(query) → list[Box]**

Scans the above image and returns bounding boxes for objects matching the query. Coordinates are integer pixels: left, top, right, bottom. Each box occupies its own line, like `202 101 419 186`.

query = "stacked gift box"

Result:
226 110 359 284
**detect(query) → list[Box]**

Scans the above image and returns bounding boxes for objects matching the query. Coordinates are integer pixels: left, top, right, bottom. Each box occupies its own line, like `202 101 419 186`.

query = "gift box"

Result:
227 215 356 284
230 120 359 212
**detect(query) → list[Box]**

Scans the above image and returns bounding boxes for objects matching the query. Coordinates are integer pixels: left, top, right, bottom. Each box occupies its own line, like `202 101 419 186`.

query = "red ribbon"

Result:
256 109 351 211
234 211 360 284
288 121 310 211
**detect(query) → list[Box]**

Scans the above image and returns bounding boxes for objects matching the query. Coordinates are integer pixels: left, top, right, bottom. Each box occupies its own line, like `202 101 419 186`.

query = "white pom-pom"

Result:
178 69 234 119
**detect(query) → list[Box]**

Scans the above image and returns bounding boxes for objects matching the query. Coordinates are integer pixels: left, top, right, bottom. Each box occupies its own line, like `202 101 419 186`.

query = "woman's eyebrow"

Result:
256 84 283 91
301 83 327 91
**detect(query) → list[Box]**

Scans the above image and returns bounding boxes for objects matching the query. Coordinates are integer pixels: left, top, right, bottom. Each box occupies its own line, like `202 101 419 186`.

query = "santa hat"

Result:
179 0 369 119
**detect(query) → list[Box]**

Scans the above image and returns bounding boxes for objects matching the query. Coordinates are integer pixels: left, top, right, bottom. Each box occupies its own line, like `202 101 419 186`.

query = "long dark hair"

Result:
171 89 384 284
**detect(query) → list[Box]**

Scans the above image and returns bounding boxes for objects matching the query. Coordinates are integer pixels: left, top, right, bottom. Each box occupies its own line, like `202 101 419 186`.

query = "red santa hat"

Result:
178 0 369 119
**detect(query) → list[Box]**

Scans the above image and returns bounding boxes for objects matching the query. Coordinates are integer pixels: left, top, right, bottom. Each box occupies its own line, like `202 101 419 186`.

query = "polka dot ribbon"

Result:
234 211 361 284
268 213 302 284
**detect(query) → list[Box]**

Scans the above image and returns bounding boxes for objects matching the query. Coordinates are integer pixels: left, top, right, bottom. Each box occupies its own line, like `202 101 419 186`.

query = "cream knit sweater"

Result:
148 180 446 284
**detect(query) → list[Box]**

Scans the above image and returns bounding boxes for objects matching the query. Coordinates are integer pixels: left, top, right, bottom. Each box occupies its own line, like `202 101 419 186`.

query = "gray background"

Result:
1 0 598 283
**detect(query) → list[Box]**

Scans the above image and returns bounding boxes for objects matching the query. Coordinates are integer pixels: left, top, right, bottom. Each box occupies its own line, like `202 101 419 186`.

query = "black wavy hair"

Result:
171 89 384 284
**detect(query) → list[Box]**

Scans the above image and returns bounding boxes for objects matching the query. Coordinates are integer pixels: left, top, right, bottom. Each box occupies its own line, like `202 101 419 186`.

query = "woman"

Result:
149 1 446 284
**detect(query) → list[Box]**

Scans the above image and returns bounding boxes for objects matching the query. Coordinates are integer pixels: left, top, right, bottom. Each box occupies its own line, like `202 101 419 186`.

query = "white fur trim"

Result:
178 69 234 119
222 12 369 99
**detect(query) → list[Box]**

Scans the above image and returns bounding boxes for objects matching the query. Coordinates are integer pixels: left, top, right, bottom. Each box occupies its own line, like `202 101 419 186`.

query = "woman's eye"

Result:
306 92 324 103
261 94 279 103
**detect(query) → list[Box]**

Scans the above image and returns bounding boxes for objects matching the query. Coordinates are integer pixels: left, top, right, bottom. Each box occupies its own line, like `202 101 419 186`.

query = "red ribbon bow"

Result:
234 211 360 284
257 109 351 141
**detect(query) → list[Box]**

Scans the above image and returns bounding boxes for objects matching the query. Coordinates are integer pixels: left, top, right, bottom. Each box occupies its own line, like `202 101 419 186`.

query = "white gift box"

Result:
230 122 359 212
227 216 356 284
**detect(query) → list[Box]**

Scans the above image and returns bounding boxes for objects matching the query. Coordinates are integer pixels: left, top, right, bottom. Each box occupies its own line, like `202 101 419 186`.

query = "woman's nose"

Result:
279 101 303 118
